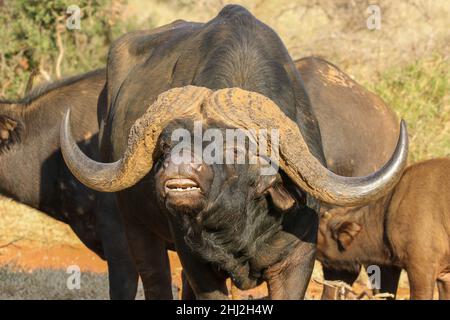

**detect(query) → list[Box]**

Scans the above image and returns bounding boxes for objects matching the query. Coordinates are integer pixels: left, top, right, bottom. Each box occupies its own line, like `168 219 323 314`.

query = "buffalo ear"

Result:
257 176 296 212
266 183 296 211
0 115 21 149
333 221 362 250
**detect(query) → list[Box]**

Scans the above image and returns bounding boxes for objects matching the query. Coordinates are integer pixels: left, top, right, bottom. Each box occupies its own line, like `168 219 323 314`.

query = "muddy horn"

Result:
60 86 212 192
61 86 408 206
205 88 408 205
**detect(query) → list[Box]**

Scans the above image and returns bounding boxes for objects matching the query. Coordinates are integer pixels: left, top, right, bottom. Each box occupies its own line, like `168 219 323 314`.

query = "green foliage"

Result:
0 0 132 99
0 0 448 162
367 55 450 162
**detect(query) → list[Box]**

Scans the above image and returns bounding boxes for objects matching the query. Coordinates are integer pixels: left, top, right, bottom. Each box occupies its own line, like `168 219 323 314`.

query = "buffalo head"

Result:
60 85 407 291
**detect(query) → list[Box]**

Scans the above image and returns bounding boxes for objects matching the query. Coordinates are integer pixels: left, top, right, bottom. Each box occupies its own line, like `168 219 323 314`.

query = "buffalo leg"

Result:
169 221 228 300
265 205 318 299
321 265 360 300
116 190 173 299
132 230 172 299
124 219 173 299
181 270 196 300
96 195 138 300
265 240 316 299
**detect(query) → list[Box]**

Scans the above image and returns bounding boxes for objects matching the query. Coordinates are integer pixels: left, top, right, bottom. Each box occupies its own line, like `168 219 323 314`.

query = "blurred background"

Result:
0 0 449 299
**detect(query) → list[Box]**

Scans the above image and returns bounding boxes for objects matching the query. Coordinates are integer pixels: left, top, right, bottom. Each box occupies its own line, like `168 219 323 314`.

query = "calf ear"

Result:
257 176 296 212
0 115 21 149
333 221 362 250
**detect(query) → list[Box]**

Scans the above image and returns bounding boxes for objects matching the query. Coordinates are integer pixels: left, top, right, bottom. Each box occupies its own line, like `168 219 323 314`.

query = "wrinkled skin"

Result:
317 158 450 300
0 70 137 299
295 57 402 299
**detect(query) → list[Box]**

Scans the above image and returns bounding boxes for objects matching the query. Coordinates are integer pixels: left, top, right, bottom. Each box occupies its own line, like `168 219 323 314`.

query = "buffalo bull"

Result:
61 5 408 299
317 158 450 300
0 70 138 299
296 57 403 299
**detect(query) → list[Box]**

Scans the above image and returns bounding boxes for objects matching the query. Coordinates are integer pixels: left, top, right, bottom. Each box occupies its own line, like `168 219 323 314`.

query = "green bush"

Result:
0 0 132 99
367 55 450 162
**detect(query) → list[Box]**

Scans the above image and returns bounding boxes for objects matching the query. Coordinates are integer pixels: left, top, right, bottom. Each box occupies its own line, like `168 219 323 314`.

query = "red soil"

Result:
0 241 410 299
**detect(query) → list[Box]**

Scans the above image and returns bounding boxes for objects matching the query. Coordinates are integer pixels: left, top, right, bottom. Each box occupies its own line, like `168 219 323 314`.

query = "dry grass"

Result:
0 196 79 246
123 0 449 81
368 55 450 162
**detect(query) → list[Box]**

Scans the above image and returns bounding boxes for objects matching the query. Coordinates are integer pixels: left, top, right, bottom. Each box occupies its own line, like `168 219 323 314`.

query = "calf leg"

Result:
406 264 436 300
437 273 450 300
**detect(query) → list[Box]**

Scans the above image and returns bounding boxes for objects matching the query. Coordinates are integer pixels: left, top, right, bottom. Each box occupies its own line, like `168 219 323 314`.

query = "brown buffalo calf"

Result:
317 158 450 300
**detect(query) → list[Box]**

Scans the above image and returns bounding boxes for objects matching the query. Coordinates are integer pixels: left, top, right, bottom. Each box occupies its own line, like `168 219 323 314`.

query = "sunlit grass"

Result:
367 55 450 163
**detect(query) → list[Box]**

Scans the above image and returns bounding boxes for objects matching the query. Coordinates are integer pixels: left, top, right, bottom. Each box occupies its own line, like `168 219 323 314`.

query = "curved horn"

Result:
62 85 408 205
60 86 211 192
205 88 408 205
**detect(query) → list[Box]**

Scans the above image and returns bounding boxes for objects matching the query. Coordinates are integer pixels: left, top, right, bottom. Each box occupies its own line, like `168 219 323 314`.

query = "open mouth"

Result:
165 178 201 193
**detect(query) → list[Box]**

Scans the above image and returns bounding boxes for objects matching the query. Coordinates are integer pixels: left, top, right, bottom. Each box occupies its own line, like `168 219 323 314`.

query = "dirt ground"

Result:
0 197 415 300
0 237 413 300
